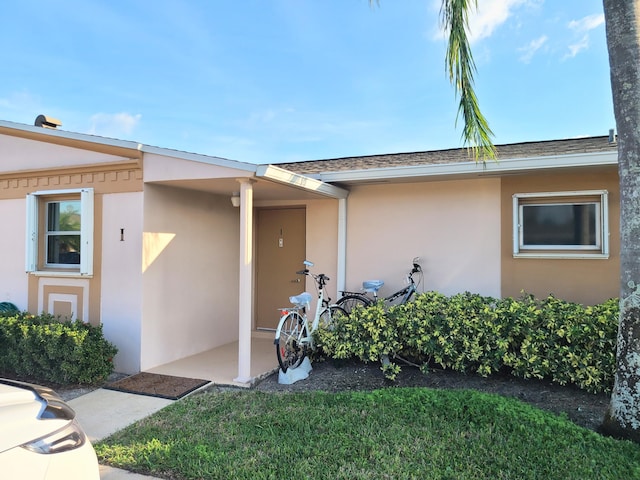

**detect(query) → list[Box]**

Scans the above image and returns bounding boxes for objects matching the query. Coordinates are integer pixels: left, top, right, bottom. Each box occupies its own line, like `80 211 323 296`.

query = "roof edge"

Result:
0 120 143 152
141 145 257 173
257 164 349 199
317 149 618 183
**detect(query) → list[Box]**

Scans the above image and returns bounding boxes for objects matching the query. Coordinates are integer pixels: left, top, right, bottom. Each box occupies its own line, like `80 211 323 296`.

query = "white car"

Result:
0 378 99 479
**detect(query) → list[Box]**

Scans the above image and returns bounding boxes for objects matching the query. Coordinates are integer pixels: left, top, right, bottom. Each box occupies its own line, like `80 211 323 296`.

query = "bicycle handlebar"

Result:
296 268 330 284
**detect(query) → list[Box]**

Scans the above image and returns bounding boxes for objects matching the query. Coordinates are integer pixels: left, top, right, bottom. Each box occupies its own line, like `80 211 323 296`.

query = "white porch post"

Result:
337 198 347 293
234 179 255 384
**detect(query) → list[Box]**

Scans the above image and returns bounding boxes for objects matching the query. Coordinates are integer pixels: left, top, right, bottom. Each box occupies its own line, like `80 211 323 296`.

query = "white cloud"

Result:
519 35 548 63
432 0 534 44
566 35 590 58
467 0 527 44
568 13 605 33
565 13 605 58
87 112 141 138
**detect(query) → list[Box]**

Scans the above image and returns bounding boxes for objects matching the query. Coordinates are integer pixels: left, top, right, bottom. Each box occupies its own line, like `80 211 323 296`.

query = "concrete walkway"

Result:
66 334 278 479
68 389 175 480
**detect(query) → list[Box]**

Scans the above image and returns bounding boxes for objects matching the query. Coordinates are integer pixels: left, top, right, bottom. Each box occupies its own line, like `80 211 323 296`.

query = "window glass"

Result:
46 200 81 265
522 203 597 247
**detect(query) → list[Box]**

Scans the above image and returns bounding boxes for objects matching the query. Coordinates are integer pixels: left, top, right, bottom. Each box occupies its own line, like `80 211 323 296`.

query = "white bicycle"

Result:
274 261 347 372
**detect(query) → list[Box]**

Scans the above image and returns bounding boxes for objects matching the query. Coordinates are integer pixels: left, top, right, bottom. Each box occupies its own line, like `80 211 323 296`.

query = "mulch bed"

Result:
104 372 210 400
252 359 611 432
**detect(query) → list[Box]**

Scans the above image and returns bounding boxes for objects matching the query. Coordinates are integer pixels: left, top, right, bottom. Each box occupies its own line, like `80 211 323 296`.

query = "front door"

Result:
256 207 306 330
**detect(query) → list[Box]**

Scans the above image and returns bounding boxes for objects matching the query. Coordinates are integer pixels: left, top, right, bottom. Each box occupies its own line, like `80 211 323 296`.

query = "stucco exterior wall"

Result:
0 198 28 309
305 199 340 299
0 133 134 172
501 168 620 305
100 192 144 374
344 179 502 298
141 184 240 370
0 132 144 370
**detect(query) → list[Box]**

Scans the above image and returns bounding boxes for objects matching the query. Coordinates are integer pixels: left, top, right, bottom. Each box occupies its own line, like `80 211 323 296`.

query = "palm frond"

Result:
441 0 497 161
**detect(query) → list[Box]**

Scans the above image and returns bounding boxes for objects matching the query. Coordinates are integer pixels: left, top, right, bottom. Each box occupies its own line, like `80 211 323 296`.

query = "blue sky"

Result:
1 0 612 164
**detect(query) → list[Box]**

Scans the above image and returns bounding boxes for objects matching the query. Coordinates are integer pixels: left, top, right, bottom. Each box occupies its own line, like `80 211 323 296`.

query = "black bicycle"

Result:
335 258 423 313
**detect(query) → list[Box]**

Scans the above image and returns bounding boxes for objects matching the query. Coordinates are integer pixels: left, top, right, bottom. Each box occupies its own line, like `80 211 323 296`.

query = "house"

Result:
0 118 619 383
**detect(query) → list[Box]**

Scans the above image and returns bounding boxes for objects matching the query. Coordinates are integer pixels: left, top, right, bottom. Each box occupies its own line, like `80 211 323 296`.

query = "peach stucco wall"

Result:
343 179 502 298
100 192 144 373
305 199 340 298
500 168 619 305
141 184 240 370
0 198 28 309
0 133 132 170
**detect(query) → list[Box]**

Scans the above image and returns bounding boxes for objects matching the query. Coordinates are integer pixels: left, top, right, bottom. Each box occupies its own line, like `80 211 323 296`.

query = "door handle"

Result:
291 278 301 283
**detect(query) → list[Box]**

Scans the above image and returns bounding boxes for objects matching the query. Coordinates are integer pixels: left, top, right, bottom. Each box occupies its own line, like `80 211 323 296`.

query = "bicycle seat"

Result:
362 280 384 293
289 292 312 307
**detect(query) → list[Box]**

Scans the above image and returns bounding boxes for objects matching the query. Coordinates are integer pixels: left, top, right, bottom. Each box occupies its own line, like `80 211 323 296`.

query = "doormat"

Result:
105 372 210 400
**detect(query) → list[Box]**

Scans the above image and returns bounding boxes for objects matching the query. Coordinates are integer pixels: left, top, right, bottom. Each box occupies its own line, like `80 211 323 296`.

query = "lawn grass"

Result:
95 387 640 480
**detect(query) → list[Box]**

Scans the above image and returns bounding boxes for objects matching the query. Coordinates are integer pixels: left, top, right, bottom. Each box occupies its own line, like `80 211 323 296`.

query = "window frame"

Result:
26 188 94 275
512 190 609 259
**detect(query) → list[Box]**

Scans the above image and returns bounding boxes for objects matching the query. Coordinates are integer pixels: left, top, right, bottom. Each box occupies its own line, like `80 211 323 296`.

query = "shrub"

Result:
0 311 118 385
316 292 618 394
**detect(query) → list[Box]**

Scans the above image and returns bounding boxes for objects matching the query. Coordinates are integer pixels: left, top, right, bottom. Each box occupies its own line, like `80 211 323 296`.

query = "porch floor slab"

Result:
145 332 278 388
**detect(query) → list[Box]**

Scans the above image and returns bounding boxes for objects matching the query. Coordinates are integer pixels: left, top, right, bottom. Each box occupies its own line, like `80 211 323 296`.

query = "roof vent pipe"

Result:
608 128 616 144
34 115 62 129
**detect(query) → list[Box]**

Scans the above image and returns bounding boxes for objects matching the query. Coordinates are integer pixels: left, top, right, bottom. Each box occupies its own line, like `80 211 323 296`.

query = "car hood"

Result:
0 379 75 453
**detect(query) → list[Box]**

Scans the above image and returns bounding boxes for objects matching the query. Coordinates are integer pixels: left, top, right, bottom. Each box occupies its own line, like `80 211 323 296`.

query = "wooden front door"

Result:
256 208 306 330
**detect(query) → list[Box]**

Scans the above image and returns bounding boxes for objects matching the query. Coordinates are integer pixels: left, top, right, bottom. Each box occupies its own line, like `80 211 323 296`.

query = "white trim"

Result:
256 164 349 199
30 188 90 196
30 271 94 278
512 190 609 259
80 188 94 275
519 202 601 251
0 120 259 172
317 151 618 184
0 120 143 151
25 194 38 272
235 179 255 384
337 198 347 293
512 189 609 199
25 188 94 275
514 253 610 260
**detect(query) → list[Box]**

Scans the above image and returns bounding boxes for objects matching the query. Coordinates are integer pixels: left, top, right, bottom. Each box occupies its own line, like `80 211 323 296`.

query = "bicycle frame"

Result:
275 260 340 372
337 257 422 310
298 262 331 336
383 281 417 305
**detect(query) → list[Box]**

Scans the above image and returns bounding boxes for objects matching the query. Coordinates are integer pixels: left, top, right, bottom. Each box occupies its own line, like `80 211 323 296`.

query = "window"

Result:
513 190 609 259
46 200 82 266
26 189 94 275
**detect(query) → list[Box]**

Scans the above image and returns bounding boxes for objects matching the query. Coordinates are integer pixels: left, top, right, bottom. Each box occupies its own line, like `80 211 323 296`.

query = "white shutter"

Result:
80 188 94 275
25 194 38 272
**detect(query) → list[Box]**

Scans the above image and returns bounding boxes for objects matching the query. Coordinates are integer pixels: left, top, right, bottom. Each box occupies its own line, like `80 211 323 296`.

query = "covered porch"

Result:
146 331 278 387
142 158 349 385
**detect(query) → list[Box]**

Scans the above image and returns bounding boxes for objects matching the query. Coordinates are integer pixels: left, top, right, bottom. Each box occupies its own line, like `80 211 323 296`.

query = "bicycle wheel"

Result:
336 294 372 314
275 311 308 372
318 305 348 330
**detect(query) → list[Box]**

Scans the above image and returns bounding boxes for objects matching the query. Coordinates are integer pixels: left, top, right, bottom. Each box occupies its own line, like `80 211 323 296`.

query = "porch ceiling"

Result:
147 176 342 202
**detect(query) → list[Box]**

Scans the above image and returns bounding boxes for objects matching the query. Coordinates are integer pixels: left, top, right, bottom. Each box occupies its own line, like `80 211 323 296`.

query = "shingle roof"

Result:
275 136 617 175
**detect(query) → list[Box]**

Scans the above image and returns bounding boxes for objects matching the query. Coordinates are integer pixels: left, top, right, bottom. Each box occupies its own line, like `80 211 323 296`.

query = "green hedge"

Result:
0 311 118 385
317 292 619 394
